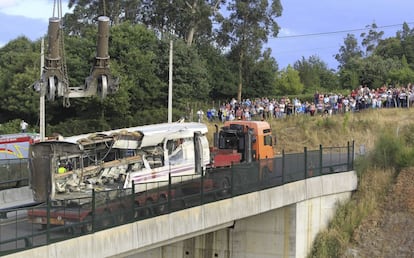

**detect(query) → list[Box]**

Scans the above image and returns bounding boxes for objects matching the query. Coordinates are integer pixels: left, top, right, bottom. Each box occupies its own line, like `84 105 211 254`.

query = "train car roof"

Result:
0 133 40 140
44 122 208 147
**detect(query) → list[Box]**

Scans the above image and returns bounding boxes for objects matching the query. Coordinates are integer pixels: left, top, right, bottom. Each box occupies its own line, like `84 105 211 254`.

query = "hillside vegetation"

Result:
230 108 414 258
276 109 414 258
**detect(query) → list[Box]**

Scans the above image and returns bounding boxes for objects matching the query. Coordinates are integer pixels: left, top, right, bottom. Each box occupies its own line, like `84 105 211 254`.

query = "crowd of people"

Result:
200 84 414 122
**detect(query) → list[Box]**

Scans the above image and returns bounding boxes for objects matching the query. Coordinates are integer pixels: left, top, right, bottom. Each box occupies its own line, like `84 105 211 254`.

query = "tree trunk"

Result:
187 27 195 46
186 1 198 46
237 51 243 102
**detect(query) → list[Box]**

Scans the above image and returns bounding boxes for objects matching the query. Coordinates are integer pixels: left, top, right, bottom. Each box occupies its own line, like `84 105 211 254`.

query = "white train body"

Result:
29 122 210 202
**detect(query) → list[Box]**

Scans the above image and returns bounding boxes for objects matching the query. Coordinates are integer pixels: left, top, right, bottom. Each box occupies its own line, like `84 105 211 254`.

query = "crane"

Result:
41 0 119 107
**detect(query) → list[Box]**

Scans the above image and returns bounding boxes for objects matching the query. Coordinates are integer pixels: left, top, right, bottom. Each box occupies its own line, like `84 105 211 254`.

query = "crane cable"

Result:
102 0 107 17
53 0 71 107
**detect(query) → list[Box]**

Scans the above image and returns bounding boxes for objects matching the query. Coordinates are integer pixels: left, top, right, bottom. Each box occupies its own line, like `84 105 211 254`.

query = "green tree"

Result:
140 0 221 46
340 55 400 89
157 38 210 104
0 37 40 125
374 37 403 60
335 34 363 69
388 55 414 86
197 42 238 101
294 55 338 93
399 23 414 69
244 48 278 97
110 22 166 125
217 0 282 101
360 23 384 56
67 0 141 26
275 65 303 95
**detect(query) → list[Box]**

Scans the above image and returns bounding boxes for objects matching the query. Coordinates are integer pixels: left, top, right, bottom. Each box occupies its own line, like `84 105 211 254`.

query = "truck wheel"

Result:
116 206 131 224
116 210 125 224
262 166 272 179
217 177 231 197
99 211 114 228
65 226 75 235
141 199 154 217
133 202 140 219
156 195 168 215
81 215 93 233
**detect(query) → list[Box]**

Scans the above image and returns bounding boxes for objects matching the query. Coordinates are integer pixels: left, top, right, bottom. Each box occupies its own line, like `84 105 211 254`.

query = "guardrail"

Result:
0 142 354 256
0 159 29 190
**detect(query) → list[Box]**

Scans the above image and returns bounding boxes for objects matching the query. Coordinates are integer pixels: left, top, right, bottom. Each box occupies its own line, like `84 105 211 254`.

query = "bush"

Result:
367 130 414 172
309 130 407 258
0 119 25 134
309 230 343 258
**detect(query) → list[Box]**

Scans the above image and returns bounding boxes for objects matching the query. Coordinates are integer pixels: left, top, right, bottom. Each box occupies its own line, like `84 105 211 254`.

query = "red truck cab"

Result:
210 120 275 167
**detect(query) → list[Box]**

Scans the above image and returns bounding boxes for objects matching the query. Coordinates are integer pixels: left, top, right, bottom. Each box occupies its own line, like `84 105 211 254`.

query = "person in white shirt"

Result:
20 120 28 133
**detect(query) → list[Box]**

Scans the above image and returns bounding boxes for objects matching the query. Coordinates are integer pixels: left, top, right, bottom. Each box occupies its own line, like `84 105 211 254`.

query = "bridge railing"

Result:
0 142 354 256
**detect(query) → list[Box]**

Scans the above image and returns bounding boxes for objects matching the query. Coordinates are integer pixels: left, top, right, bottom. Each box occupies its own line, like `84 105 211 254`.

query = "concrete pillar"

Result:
133 193 352 258
230 205 296 258
295 192 352 258
133 230 231 258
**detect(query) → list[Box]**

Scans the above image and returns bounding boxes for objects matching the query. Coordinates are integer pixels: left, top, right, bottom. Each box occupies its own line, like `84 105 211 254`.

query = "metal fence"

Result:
0 142 354 256
0 159 29 190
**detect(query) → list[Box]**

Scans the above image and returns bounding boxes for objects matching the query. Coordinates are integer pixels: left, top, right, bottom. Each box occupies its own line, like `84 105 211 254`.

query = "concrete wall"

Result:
5 171 357 258
0 186 33 208
134 192 351 258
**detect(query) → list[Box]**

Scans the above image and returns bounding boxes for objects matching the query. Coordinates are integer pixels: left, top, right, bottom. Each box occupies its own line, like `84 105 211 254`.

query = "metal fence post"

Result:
92 189 96 232
230 162 234 196
347 141 350 170
319 144 323 175
304 147 308 179
46 197 51 243
200 170 204 205
168 173 172 211
131 180 135 221
352 141 355 170
282 149 285 183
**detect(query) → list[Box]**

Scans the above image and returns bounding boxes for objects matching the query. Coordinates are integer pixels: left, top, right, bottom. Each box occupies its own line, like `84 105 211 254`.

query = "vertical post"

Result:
168 39 173 123
282 149 285 183
200 170 204 205
230 162 234 196
40 38 45 141
319 144 323 175
92 189 96 232
352 141 355 170
131 180 135 222
347 141 350 171
304 147 308 179
168 173 172 211
46 197 51 243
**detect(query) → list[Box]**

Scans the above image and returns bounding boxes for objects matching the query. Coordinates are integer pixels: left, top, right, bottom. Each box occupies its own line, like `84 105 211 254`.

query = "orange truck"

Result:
206 120 276 192
210 120 275 167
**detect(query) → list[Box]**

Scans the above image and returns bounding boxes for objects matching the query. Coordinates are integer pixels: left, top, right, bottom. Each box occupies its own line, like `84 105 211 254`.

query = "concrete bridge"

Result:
5 170 357 258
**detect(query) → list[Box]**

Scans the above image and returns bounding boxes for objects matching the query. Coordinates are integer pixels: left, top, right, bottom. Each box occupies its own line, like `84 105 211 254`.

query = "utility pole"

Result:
40 38 45 141
168 39 173 123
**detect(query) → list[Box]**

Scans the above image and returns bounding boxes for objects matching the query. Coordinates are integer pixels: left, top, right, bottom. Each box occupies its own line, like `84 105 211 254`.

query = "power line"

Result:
274 22 414 39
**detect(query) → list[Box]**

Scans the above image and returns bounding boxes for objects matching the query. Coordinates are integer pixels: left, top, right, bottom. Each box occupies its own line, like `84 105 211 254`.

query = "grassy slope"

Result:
207 108 414 152
206 108 414 257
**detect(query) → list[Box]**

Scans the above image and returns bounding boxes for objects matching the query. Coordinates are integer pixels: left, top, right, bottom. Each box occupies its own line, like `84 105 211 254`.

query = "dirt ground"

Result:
344 168 414 258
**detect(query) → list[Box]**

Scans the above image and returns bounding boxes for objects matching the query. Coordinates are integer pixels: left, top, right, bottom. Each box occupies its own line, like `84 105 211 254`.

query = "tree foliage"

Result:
335 34 363 69
275 65 303 95
216 0 282 101
360 23 384 56
2 2 414 135
294 55 338 93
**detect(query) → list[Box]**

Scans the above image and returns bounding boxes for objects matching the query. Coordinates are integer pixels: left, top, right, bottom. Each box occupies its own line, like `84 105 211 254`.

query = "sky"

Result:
0 0 413 71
